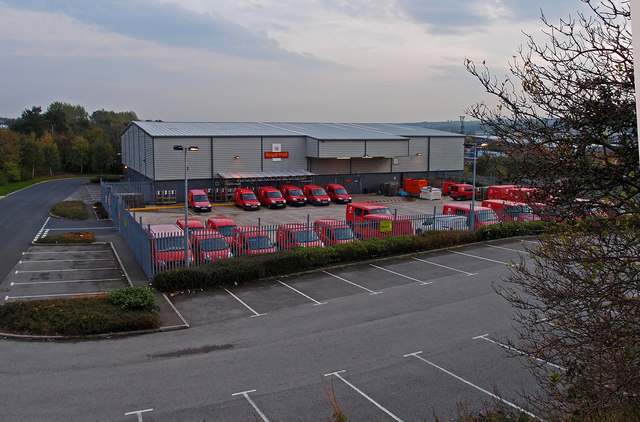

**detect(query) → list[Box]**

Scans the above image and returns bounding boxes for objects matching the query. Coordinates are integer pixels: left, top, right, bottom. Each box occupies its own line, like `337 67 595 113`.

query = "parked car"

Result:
280 185 307 206
448 183 474 200
234 188 260 210
148 224 193 269
191 229 233 263
314 219 356 246
325 184 352 204
276 223 324 249
345 202 392 226
415 215 468 233
231 225 277 256
176 218 205 235
258 186 287 209
353 214 413 240
481 199 536 222
206 216 237 243
302 184 330 206
442 203 500 230
187 189 211 212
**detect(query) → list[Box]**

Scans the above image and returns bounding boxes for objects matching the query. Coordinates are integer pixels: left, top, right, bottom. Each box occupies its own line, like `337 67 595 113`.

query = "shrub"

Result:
0 296 158 336
36 231 95 244
476 221 547 240
50 200 88 220
108 286 159 311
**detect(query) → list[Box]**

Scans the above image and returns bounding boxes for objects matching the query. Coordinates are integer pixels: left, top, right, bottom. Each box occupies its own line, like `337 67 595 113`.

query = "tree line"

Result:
0 102 138 185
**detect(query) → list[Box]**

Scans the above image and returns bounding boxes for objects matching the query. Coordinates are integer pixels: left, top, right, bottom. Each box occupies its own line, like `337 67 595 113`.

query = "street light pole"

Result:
469 141 488 230
174 145 199 267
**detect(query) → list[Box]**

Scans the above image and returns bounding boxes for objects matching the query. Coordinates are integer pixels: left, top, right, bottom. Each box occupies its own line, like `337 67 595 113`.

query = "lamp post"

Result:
469 141 488 230
173 145 199 267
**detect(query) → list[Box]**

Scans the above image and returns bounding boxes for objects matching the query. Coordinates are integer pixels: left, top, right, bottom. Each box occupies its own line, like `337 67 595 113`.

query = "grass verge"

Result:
0 295 159 336
51 200 88 220
36 231 95 244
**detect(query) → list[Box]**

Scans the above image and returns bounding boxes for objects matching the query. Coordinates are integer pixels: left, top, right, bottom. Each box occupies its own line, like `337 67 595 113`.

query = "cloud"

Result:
1 0 316 62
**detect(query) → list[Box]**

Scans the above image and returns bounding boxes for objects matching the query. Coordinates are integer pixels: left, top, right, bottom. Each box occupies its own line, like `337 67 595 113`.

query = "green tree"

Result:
10 106 49 138
39 132 61 176
0 130 22 184
466 1 639 419
21 134 44 179
90 109 138 153
90 137 115 174
44 102 90 135
70 135 90 174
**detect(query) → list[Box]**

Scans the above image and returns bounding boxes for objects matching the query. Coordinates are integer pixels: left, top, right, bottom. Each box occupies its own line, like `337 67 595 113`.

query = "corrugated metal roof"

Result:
130 121 455 140
217 170 314 180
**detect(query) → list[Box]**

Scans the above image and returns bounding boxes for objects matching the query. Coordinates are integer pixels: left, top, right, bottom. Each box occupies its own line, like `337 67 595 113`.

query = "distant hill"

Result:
409 120 486 135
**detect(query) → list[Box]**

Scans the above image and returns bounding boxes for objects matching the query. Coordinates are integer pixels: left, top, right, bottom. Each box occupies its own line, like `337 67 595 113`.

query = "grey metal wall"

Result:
261 136 307 171
365 140 408 157
318 140 365 158
394 137 428 172
429 137 464 171
122 125 154 179
351 157 390 173
309 158 350 174
154 137 211 180
213 137 261 174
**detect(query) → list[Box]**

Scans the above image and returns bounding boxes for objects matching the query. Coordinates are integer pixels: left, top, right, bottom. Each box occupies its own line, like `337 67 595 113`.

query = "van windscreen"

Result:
268 191 283 198
335 188 348 195
243 193 257 200
333 227 355 240
312 189 326 196
155 237 183 252
369 208 392 215
293 230 320 243
194 195 208 202
200 237 229 251
247 236 273 250
217 225 236 237
290 189 303 196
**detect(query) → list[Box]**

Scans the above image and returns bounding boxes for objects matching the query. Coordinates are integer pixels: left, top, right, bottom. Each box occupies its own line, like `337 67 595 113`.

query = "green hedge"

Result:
151 221 547 292
108 286 158 311
0 296 159 336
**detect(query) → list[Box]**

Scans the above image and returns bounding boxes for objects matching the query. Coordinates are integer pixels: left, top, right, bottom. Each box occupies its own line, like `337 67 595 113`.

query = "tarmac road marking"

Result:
403 351 540 420
449 250 510 265
224 288 266 317
473 334 565 370
324 370 405 422
15 267 118 274
33 217 50 242
277 280 327 306
411 257 477 276
19 258 113 264
124 408 153 422
232 389 270 422
484 244 531 255
23 250 110 255
369 264 432 285
11 278 122 286
5 292 106 301
322 270 381 295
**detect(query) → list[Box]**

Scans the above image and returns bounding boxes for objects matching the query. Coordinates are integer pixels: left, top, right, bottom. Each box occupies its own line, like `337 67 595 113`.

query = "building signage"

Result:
264 151 289 159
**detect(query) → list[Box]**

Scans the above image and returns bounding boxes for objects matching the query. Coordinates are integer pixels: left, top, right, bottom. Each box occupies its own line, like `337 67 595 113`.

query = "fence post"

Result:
394 208 397 236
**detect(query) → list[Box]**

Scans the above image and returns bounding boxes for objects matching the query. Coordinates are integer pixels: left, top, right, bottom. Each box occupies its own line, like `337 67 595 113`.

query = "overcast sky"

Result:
0 0 588 122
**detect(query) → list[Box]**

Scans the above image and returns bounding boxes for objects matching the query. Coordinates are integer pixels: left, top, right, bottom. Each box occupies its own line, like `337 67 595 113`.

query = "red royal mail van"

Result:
353 214 413 240
442 203 500 230
280 185 307 206
231 225 277 256
487 185 518 200
234 188 260 210
314 219 356 246
345 202 392 225
187 189 211 212
206 216 237 244
191 229 233 264
176 218 205 235
325 184 352 204
276 223 324 250
149 224 193 270
302 184 330 206
481 199 536 222
258 186 287 209
449 183 474 200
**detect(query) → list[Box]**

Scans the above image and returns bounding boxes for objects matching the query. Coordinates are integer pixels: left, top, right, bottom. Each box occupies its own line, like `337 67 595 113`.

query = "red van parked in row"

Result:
206 216 237 244
191 229 233 263
231 226 277 256
442 203 500 230
354 214 414 240
303 184 330 206
176 218 205 234
258 186 286 209
149 224 193 269
313 219 356 246
234 188 261 210
345 202 393 225
325 184 351 204
487 185 518 201
280 185 307 206
187 189 211 212
276 223 323 249
449 184 474 200
481 199 535 222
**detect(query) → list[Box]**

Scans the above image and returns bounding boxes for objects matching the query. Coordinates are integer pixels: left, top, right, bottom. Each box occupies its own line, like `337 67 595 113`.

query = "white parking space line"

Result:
15 267 118 274
473 334 565 370
411 257 477 276
277 280 327 306
449 251 510 266
23 251 109 255
19 258 113 264
46 227 114 231
403 351 539 420
124 408 153 422
324 370 405 422
224 288 266 317
484 244 531 255
232 389 270 422
322 271 382 295
11 278 121 286
5 292 106 301
33 217 50 242
369 264 432 285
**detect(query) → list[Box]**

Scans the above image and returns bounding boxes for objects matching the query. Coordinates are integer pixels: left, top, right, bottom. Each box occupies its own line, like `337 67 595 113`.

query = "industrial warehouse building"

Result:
121 121 464 202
